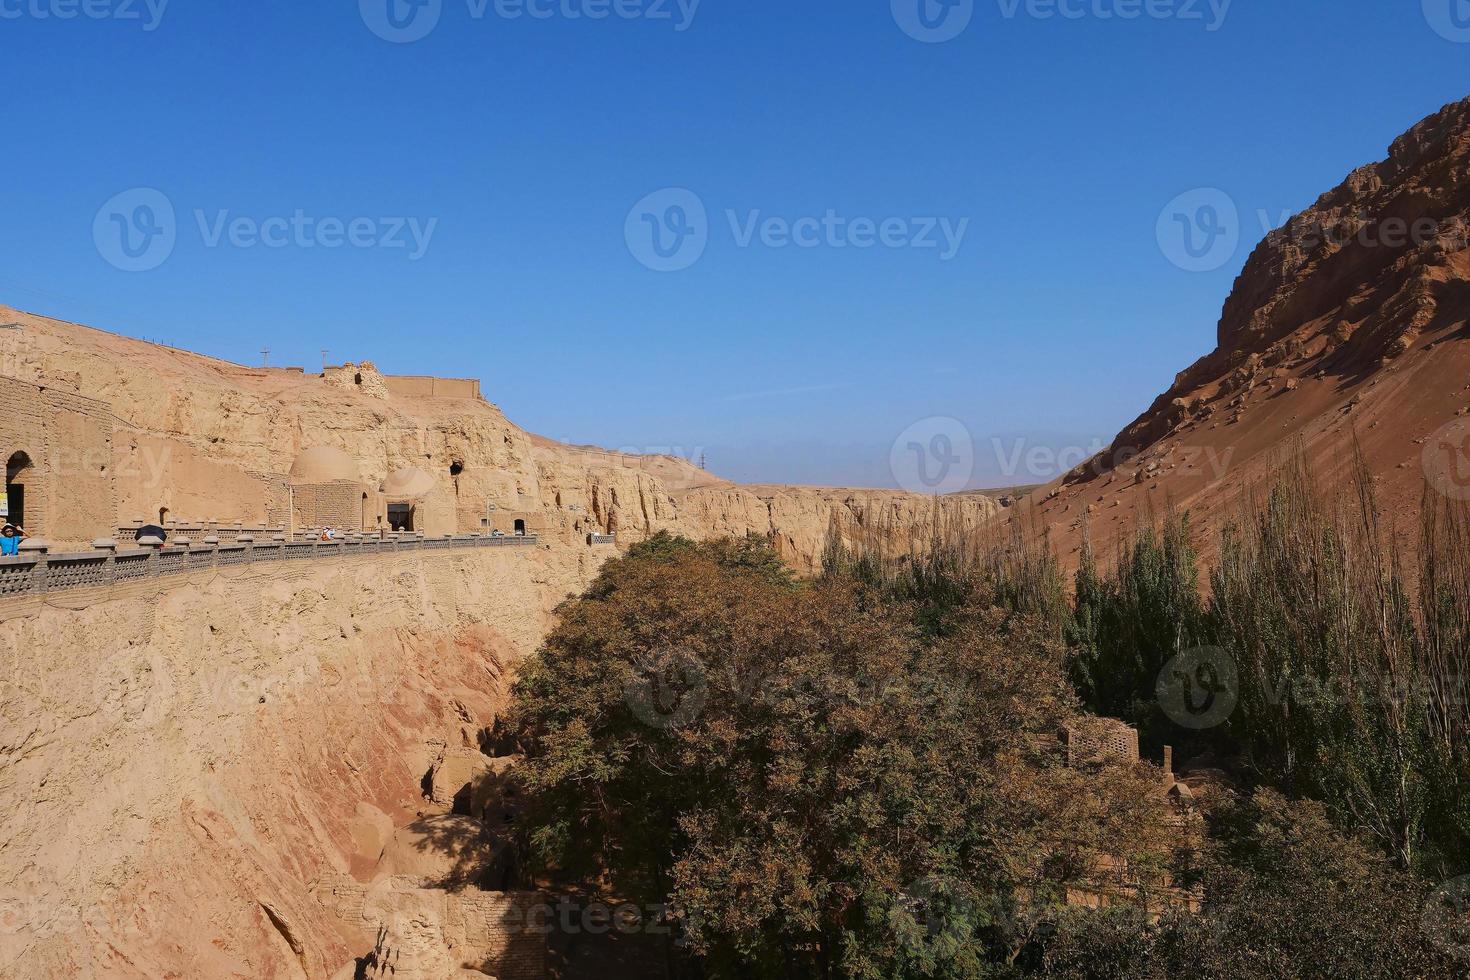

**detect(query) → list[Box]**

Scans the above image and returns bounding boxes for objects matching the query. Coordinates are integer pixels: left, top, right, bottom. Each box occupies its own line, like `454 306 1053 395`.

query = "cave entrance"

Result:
514 519 526 536
387 503 415 532
4 451 33 530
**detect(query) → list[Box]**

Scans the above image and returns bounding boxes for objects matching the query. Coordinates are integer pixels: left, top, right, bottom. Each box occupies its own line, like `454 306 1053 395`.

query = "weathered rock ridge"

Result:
0 306 995 570
1016 94 1470 568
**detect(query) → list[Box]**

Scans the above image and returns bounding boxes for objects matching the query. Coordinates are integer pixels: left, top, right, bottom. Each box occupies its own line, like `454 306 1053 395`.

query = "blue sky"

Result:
1 0 1466 488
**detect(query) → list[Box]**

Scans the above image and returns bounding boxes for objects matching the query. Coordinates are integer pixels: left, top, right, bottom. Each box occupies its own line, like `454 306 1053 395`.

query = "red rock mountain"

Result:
1014 95 1470 567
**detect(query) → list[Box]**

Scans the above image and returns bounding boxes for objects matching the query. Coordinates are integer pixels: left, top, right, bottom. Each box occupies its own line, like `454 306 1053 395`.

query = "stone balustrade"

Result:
0 533 540 597
116 522 289 543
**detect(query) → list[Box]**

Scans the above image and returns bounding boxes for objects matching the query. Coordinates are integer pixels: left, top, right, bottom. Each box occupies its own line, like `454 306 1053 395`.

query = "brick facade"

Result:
0 378 115 543
292 481 369 531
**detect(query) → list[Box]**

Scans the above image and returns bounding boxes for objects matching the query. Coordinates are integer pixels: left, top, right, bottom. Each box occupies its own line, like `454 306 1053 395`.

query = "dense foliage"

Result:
504 457 1470 978
1069 461 1470 877
510 533 1176 978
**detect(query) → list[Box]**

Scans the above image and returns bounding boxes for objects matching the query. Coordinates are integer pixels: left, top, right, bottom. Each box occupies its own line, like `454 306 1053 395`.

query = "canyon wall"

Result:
0 544 571 978
0 306 997 977
1013 95 1470 572
0 306 995 571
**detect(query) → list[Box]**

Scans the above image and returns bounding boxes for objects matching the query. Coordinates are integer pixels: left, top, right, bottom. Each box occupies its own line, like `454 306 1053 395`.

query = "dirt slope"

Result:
1012 95 1470 570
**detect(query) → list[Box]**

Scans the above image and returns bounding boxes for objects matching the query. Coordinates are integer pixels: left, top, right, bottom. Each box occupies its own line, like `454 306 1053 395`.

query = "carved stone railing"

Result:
0 534 539 598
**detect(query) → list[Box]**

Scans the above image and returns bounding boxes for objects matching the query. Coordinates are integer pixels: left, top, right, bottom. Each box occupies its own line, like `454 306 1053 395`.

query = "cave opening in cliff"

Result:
388 503 415 532
5 451 32 530
514 519 526 536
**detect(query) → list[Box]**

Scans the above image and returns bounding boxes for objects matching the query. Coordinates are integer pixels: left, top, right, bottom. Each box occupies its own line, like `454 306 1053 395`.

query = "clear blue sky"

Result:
2 0 1466 487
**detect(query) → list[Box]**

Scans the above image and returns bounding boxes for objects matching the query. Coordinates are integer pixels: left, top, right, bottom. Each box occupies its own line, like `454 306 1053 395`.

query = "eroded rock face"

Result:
671 485 999 576
0 547 552 978
0 304 995 567
1019 95 1470 572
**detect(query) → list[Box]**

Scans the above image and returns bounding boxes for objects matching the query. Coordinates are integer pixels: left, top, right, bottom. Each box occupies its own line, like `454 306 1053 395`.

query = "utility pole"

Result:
699 452 707 470
261 348 270 367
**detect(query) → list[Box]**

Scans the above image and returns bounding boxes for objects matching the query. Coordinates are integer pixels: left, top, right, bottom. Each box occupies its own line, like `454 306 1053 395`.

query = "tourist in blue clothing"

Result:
0 524 23 557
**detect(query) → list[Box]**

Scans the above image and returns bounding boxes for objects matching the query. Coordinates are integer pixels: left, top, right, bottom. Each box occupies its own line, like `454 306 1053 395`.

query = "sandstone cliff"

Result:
0 306 995 572
1014 95 1470 569
0 305 997 977
0 546 564 978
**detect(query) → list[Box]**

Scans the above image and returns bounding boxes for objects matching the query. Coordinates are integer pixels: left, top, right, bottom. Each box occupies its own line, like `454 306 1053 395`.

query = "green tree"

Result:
509 536 1176 978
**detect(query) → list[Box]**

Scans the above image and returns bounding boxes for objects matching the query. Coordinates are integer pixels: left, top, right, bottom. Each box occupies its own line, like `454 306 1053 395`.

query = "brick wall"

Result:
292 481 368 531
383 375 481 399
452 890 548 980
0 379 115 544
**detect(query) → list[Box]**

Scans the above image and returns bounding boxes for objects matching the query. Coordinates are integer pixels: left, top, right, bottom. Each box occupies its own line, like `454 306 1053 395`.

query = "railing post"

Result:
93 538 118 586
19 539 48 593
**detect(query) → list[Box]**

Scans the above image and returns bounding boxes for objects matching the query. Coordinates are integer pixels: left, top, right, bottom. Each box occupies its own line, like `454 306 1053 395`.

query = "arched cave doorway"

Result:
5 451 33 530
388 503 415 532
514 519 526 536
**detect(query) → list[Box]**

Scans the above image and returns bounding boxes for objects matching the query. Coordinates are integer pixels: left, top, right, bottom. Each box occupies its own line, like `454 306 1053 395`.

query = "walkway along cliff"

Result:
0 310 997 978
